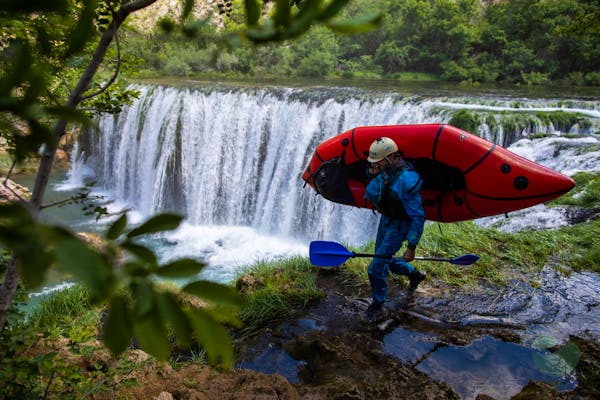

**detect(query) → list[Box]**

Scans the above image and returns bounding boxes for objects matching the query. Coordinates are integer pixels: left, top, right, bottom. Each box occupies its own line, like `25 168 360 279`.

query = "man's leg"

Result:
367 258 389 306
389 258 415 277
368 217 403 305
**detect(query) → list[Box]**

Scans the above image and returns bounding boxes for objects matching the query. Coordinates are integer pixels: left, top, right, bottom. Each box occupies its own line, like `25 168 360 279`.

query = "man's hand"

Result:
402 247 415 262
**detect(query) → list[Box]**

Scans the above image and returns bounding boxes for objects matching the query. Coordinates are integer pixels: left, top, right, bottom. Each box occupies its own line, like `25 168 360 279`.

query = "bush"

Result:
521 71 549 85
448 109 482 134
566 72 586 86
164 57 192 77
297 52 336 77
585 72 600 86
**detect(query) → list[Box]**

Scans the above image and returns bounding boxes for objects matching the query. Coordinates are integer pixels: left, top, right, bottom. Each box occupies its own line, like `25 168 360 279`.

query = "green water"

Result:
12 172 104 234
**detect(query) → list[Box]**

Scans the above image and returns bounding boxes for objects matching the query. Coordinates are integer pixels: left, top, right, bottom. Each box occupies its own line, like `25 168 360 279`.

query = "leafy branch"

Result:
0 0 380 366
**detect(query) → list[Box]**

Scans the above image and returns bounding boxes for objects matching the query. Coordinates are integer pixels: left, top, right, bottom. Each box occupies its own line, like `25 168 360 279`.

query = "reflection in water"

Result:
383 331 577 400
237 318 324 384
383 328 438 365
238 345 304 384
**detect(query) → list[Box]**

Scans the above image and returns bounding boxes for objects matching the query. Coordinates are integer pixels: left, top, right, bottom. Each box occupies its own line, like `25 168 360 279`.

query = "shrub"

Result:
448 109 482 134
521 71 549 85
164 57 192 77
584 72 600 86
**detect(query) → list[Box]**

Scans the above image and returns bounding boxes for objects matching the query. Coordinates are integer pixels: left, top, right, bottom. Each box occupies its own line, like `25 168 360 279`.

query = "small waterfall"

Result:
73 84 600 247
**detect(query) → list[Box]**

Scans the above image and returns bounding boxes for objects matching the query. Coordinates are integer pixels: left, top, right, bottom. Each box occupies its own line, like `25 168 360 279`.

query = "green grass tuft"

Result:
236 256 324 335
549 172 600 208
27 284 100 342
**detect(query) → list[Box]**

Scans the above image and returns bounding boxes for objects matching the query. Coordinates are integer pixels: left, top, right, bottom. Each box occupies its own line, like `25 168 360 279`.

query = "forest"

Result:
126 0 600 85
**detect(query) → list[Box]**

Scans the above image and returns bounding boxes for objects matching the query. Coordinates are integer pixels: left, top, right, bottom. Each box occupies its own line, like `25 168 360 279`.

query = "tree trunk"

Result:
0 0 158 329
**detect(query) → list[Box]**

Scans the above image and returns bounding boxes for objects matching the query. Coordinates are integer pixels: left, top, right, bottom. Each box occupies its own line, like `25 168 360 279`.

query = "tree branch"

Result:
29 0 159 215
40 191 91 210
1 0 161 331
81 30 121 101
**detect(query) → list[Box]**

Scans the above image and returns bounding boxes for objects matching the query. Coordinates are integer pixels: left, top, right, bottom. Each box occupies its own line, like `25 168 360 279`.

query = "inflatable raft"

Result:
301 124 575 222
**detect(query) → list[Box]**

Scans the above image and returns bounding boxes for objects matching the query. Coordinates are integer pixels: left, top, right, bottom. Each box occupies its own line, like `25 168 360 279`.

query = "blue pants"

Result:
368 217 416 305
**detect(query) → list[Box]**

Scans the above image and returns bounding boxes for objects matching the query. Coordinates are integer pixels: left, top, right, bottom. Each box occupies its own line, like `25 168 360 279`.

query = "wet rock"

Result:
296 360 315 384
236 274 265 294
336 387 363 400
567 336 600 399
475 395 497 400
460 315 525 329
53 148 70 170
0 178 30 202
511 381 558 399
76 232 108 250
566 206 600 224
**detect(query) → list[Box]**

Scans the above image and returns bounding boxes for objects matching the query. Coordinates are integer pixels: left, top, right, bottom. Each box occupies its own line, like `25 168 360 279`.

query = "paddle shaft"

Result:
352 252 453 263
309 241 479 267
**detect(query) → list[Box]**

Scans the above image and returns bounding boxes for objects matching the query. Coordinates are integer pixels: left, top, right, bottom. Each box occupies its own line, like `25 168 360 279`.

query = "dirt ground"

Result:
111 268 599 400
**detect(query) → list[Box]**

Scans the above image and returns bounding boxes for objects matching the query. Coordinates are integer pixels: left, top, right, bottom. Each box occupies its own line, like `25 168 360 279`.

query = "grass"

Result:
333 218 600 288
26 284 101 342
548 172 600 209
235 256 324 336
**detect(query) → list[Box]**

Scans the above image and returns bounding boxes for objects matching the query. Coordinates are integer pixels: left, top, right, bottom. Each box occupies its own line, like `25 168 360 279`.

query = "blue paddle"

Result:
309 240 479 267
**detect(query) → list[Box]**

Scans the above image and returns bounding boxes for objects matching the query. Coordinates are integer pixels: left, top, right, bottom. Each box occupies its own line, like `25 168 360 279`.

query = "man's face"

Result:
371 154 395 171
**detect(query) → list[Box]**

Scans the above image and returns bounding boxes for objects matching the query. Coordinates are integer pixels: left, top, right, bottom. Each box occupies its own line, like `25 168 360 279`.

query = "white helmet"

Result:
367 137 398 162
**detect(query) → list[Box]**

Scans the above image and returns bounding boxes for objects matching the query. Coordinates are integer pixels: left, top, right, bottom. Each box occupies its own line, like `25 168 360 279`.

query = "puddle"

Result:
383 328 438 364
279 318 326 336
238 344 306 384
384 331 578 400
237 318 324 383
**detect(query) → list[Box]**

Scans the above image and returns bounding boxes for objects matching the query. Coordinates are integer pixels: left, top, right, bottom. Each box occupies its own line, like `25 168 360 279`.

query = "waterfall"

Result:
70 84 599 280
74 85 444 245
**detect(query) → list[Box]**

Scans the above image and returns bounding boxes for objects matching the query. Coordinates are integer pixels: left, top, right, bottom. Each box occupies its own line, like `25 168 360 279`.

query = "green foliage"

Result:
0 285 146 399
521 71 549 85
0 203 243 367
549 172 600 209
121 0 600 85
26 285 97 339
556 220 600 272
1 0 371 378
448 109 481 134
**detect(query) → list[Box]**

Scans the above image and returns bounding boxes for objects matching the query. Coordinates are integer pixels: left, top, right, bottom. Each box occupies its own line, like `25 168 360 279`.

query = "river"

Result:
46 81 600 284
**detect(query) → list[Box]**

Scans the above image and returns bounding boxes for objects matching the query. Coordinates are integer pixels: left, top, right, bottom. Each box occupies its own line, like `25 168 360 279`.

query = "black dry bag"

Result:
312 156 355 205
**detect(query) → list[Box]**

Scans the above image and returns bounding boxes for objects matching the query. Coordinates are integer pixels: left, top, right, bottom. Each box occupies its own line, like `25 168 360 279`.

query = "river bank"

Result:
3 81 598 398
18 262 599 400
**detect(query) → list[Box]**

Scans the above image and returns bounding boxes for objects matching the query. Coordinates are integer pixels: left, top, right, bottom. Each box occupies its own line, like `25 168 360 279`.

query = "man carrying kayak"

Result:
363 137 427 320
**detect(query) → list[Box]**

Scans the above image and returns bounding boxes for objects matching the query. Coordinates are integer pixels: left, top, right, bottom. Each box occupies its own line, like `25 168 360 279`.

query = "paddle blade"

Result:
450 254 480 265
309 240 354 267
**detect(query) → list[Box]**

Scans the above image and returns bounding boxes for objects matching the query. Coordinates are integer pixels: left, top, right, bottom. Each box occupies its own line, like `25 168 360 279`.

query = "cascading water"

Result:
68 83 600 282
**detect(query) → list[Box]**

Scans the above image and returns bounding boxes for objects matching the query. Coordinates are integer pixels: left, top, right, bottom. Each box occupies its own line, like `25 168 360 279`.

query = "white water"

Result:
477 136 600 232
64 84 600 282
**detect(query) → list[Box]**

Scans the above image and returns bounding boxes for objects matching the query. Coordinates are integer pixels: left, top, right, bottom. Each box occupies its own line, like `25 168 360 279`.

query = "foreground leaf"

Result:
106 213 128 239
103 294 133 356
127 213 183 238
156 292 193 347
187 308 233 368
325 12 382 34
133 309 170 361
155 258 206 278
53 238 114 302
183 281 244 307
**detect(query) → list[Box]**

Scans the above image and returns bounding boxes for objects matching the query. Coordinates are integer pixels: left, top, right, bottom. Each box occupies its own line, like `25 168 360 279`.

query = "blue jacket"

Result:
364 165 425 246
